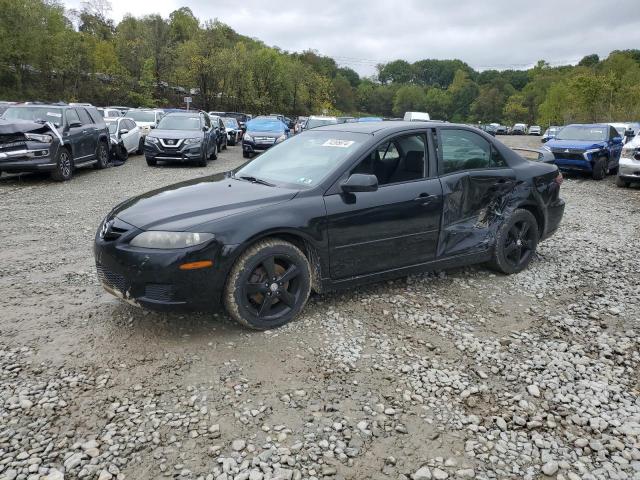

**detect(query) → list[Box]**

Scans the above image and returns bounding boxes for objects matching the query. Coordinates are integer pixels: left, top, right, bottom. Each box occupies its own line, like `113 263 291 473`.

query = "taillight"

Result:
555 171 564 186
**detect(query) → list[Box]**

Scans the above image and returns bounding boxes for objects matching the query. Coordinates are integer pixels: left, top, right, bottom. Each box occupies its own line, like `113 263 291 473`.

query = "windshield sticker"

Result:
47 112 62 117
322 139 355 148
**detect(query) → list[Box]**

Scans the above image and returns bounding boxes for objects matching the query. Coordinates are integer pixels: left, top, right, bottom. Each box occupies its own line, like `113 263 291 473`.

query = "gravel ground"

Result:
1 136 639 480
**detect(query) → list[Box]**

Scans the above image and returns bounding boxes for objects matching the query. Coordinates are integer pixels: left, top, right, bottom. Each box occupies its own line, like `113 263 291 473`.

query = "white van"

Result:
404 111 430 122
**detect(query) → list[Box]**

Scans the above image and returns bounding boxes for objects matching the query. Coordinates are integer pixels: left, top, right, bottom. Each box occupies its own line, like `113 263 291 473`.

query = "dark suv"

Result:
0 104 110 181
143 111 218 167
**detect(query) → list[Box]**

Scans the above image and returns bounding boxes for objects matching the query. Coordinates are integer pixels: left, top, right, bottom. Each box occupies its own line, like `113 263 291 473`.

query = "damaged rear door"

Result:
433 127 517 258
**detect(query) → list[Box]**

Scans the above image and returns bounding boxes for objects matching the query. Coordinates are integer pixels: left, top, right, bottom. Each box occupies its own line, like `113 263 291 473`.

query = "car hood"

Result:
546 139 607 150
112 172 298 231
0 119 58 135
135 121 155 128
148 129 202 139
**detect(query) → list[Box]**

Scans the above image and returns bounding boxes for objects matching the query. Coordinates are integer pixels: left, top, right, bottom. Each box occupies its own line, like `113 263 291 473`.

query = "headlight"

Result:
130 231 214 249
275 134 286 143
184 138 201 145
584 148 602 156
24 133 53 143
243 133 253 142
621 148 637 159
145 136 159 144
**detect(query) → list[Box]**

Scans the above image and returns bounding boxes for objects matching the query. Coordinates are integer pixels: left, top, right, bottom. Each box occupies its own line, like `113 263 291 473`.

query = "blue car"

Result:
242 117 290 158
544 124 624 180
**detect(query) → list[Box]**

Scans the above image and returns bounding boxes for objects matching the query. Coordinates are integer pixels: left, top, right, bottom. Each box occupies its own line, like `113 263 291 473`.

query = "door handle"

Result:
413 193 436 205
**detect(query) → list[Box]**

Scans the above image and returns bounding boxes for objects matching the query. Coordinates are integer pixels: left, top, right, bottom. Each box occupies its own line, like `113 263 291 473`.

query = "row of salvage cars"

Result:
514 123 640 187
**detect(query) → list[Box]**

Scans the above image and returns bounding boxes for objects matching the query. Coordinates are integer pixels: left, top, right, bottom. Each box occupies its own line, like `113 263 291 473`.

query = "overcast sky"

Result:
63 0 640 77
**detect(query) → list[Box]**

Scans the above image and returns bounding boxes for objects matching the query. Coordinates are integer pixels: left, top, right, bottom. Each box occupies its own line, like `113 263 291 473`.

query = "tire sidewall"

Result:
225 241 311 330
592 157 607 180
492 209 539 275
53 148 73 181
97 141 110 168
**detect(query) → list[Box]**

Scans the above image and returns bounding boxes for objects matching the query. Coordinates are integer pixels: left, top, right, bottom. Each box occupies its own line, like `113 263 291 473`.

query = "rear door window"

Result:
75 108 93 125
66 109 81 126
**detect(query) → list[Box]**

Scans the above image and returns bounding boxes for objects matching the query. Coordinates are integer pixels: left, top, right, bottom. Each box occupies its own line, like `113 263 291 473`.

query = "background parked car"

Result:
304 116 338 130
106 117 141 161
125 109 164 152
608 122 639 144
528 125 541 135
478 124 497 136
541 126 562 143
616 134 640 188
144 111 218 167
98 108 123 119
511 123 527 135
221 112 252 132
222 117 243 146
544 123 623 180
403 111 430 121
208 115 228 151
1 103 110 181
242 117 289 158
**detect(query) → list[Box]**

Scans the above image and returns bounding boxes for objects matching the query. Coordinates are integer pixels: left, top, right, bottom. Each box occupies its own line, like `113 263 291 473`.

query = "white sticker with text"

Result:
322 139 355 148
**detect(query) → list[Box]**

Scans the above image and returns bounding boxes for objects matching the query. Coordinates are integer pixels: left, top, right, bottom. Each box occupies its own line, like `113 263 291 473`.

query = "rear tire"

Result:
51 148 73 181
592 157 608 180
136 138 144 155
488 209 539 275
224 239 311 330
243 151 251 159
94 141 110 169
615 176 630 188
146 157 157 167
222 136 228 150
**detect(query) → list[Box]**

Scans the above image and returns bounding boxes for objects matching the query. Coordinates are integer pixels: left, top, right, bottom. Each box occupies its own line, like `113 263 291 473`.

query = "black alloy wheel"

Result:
489 209 539 274
51 148 73 181
95 141 110 169
225 239 311 330
592 157 608 180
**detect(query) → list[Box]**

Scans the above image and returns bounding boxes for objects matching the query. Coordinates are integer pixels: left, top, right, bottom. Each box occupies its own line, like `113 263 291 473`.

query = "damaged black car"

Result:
0 104 110 181
94 122 565 330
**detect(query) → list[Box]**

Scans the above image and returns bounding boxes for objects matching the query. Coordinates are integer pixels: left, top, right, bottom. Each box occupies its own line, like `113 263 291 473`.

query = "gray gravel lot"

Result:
1 137 639 480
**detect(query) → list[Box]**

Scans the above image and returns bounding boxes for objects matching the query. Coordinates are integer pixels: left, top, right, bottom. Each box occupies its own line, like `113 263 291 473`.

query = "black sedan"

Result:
95 122 565 330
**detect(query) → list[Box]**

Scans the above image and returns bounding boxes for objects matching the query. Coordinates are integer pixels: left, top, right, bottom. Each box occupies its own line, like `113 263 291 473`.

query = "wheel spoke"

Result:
279 290 296 307
257 295 273 317
505 242 518 256
520 222 530 239
261 257 276 280
246 283 268 295
278 264 299 283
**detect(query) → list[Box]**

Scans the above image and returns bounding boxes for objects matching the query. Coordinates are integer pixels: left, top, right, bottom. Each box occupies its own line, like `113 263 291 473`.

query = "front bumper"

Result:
0 142 58 172
553 157 593 172
618 156 640 180
93 218 237 312
144 141 203 162
242 139 276 154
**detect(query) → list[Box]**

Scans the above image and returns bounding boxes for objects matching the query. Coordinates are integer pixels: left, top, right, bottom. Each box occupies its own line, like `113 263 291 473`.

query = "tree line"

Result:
1 0 639 125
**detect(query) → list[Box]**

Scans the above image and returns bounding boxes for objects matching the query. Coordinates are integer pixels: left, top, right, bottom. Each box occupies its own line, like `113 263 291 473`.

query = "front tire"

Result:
616 176 630 188
94 141 110 169
224 239 312 330
592 157 608 180
50 148 73 181
196 150 207 167
137 138 144 155
243 151 251 159
146 157 157 167
488 209 539 275
210 142 218 160
222 135 228 150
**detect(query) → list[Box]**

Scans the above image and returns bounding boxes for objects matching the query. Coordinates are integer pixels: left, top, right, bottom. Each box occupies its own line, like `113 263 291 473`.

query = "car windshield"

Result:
157 115 201 130
556 125 607 141
3 107 63 127
246 119 285 132
223 118 239 128
235 131 366 188
127 111 156 123
306 118 337 129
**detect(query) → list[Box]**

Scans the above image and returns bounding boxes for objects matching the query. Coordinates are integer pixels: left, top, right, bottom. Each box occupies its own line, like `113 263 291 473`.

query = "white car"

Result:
98 108 123 119
616 134 640 188
125 109 165 140
608 122 639 144
304 116 338 130
404 111 431 122
528 125 542 135
106 117 141 160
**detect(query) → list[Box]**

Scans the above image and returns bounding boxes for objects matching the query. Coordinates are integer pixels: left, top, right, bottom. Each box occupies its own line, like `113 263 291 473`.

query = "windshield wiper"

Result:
237 175 275 187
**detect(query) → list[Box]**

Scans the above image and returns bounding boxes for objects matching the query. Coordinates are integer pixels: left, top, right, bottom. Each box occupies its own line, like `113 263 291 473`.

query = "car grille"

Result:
254 137 275 144
144 284 174 302
0 134 27 151
552 152 585 161
96 264 128 294
101 221 129 241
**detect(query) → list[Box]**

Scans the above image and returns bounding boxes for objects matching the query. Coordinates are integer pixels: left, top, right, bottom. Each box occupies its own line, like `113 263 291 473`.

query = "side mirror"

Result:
341 174 378 193
69 121 82 128
625 129 634 137
119 128 129 135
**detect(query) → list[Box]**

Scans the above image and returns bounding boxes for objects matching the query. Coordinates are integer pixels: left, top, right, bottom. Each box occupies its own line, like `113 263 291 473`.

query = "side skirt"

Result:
321 249 493 292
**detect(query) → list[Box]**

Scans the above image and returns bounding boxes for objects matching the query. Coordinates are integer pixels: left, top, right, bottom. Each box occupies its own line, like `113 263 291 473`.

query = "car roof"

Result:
315 120 451 135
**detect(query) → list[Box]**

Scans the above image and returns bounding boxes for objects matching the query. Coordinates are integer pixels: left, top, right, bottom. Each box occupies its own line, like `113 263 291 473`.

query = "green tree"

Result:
392 85 427 117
